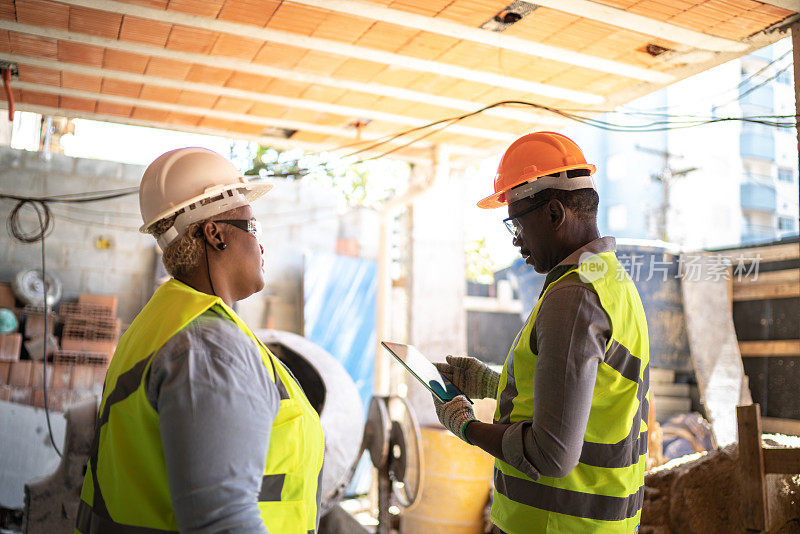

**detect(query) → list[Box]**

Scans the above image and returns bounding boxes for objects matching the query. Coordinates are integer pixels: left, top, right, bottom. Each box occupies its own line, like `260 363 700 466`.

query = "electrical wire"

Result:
6 199 62 457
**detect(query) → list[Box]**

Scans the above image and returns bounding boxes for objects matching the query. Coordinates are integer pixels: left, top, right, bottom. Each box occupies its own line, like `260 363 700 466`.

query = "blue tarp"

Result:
303 253 376 410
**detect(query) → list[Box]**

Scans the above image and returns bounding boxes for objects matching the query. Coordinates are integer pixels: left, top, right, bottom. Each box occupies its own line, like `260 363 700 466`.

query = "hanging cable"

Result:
6 199 62 457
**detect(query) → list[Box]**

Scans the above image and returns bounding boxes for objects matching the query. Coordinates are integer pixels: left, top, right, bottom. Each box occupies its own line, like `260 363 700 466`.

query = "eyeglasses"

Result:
215 218 262 239
502 199 549 237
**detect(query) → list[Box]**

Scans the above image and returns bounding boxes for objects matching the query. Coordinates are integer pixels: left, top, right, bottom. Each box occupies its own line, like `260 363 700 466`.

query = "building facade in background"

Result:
568 38 798 249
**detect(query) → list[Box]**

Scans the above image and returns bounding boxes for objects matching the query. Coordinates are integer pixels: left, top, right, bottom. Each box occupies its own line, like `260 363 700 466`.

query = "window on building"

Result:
778 168 795 182
778 217 795 231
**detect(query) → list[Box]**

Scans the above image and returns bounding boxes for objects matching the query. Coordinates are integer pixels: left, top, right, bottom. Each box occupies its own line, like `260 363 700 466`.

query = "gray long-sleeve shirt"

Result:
145 307 280 533
500 237 615 480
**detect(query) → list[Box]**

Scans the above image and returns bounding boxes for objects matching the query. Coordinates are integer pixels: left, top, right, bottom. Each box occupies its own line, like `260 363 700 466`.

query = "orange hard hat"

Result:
477 131 596 209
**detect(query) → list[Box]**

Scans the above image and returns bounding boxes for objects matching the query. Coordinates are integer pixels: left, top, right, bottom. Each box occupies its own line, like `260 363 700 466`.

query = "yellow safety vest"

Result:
76 279 325 534
492 251 649 533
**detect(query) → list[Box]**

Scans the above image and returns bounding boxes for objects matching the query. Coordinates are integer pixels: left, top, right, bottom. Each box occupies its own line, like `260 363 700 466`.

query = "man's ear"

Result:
548 199 567 231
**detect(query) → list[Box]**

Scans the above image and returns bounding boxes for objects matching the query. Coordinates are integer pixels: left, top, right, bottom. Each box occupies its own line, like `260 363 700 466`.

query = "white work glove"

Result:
434 355 500 399
432 394 478 444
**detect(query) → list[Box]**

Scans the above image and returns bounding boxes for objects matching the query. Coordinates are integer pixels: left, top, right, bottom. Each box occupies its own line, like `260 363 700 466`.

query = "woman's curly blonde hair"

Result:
148 214 208 279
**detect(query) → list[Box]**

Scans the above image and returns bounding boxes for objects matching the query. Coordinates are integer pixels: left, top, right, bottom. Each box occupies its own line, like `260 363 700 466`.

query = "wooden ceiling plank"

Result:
15 0 68 30
103 48 149 73
95 100 133 116
59 95 95 112
208 32 262 60
119 14 172 46
144 55 191 78
50 0 607 103
217 0 280 27
57 40 104 66
164 24 218 54
0 21 568 125
166 0 224 18
67 5 123 40
291 0 673 82
61 70 101 92
100 77 142 98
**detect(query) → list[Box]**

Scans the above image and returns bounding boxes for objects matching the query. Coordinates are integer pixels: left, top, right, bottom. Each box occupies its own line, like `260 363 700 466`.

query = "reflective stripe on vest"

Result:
76 279 324 534
491 251 649 533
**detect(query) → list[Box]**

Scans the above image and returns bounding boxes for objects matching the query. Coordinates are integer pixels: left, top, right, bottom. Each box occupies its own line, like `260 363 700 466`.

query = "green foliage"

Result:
465 238 496 284
243 144 410 208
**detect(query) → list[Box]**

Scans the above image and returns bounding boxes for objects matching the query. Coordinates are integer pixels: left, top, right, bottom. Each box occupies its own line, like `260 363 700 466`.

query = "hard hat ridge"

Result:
477 131 596 209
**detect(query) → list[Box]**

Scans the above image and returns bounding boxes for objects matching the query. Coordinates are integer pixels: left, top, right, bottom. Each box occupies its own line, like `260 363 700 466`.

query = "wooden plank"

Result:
733 282 800 301
763 417 800 436
739 340 800 357
652 382 691 397
763 448 800 474
732 268 800 286
724 243 799 263
650 368 675 384
737 404 768 532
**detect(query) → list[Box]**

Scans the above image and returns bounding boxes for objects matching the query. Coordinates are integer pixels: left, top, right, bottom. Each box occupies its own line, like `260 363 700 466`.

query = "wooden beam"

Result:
763 447 800 474
2 103 435 165
739 340 800 357
732 282 800 301
762 417 800 436
10 80 487 157
732 269 800 285
0 52 519 143
0 20 562 127
736 404 768 532
289 0 672 83
51 0 604 104
723 243 800 262
532 0 747 52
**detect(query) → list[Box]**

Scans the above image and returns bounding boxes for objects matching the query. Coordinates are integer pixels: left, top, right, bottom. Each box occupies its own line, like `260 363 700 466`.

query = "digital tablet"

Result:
381 341 472 403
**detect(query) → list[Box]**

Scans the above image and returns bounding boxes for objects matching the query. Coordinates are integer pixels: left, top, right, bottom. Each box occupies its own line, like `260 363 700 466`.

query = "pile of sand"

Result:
640 436 800 534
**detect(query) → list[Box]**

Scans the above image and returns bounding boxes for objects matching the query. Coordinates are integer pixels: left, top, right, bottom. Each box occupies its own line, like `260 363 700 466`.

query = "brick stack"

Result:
0 288 120 411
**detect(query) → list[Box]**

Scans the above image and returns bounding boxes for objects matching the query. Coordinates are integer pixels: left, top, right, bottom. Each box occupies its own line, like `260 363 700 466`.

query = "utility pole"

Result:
636 145 697 242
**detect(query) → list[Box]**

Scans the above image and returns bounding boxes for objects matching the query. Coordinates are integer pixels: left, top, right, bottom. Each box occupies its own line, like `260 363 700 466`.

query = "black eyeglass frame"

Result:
214 218 262 238
502 198 550 237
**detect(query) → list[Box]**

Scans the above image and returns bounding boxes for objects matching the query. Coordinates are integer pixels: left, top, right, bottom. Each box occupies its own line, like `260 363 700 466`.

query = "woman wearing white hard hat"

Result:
76 148 324 534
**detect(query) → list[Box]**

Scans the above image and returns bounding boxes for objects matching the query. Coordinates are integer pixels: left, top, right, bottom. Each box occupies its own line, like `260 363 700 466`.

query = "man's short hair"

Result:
529 184 599 224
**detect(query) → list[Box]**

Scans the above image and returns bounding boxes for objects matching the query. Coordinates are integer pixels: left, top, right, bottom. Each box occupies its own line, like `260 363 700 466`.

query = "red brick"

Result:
0 385 10 402
8 360 31 386
0 282 14 308
0 333 21 362
46 388 72 411
71 364 94 390
93 366 108 388
119 15 172 47
30 361 53 389
50 363 73 389
0 361 9 384
16 0 68 30
68 5 123 39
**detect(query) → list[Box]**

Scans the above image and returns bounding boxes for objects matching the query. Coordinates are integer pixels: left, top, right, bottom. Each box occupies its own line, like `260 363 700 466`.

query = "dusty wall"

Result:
0 146 352 332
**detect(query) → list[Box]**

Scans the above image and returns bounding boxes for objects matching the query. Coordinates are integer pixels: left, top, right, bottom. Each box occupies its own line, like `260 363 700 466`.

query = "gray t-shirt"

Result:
145 307 280 533
500 237 615 480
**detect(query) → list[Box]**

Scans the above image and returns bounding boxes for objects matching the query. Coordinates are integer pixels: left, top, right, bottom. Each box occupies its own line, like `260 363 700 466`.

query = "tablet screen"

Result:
381 341 468 402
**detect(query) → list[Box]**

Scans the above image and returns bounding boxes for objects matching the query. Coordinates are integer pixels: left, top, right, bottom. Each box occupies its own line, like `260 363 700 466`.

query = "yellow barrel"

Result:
401 426 494 534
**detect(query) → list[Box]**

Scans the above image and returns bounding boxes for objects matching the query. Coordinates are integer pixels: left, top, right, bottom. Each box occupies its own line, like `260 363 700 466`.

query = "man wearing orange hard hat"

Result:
434 132 650 533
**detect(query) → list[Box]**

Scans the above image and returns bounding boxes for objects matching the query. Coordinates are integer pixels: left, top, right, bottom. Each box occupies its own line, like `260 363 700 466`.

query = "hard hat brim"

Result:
476 163 596 209
139 181 273 234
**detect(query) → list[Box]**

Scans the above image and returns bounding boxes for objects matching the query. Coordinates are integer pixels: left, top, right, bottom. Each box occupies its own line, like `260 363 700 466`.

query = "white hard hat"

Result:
138 147 272 249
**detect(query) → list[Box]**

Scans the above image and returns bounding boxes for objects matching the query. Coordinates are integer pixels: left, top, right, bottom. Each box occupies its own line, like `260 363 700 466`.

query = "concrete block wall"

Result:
0 146 369 334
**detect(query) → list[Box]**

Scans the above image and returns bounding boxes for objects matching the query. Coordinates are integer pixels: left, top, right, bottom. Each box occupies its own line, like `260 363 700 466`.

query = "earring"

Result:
216 243 227 251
